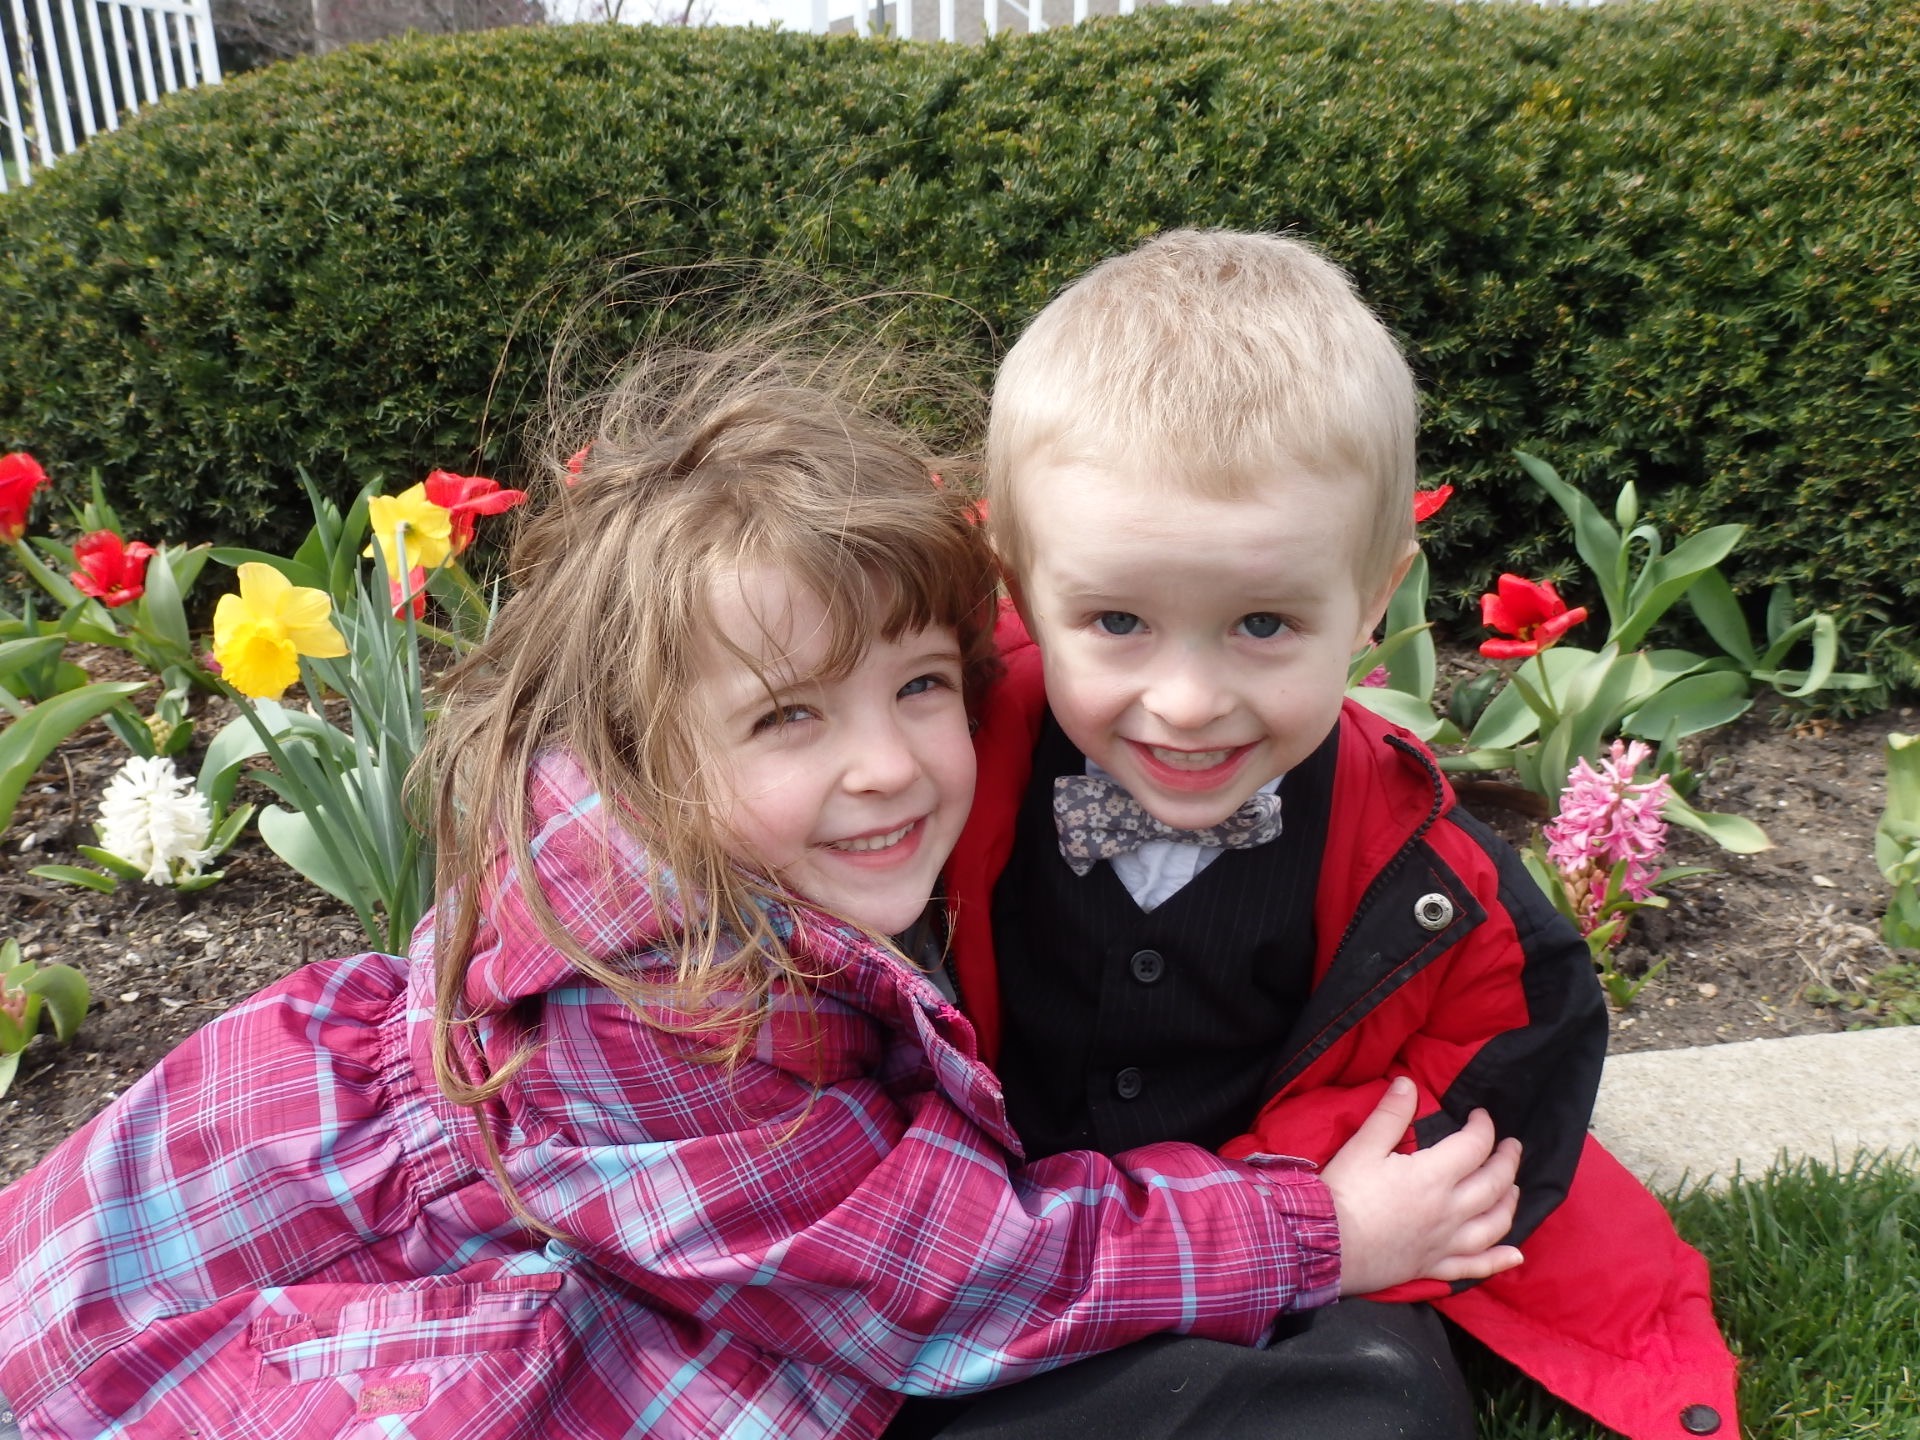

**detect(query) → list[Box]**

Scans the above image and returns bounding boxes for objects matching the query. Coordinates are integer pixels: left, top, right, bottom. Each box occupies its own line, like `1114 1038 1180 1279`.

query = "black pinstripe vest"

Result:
991 713 1336 1161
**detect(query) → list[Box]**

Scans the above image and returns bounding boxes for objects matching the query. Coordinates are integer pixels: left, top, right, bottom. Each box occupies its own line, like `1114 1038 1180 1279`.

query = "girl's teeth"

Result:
830 823 913 853
1150 746 1233 770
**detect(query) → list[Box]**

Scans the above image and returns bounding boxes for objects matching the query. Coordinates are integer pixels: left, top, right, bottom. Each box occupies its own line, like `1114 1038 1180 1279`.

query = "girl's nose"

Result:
843 717 921 794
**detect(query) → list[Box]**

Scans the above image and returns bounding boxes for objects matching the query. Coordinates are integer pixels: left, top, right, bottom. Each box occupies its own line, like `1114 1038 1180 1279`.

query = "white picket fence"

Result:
790 0 1223 42
1 0 221 193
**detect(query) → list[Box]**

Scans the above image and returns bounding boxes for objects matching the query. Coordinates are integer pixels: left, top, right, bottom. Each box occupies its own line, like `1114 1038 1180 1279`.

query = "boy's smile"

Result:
1011 457 1407 831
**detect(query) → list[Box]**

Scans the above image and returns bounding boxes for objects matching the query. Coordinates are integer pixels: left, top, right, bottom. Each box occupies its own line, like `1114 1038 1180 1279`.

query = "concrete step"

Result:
1590 1027 1920 1193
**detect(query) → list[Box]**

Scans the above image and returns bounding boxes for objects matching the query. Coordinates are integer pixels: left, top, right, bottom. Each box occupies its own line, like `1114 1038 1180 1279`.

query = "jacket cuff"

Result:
1240 1156 1343 1313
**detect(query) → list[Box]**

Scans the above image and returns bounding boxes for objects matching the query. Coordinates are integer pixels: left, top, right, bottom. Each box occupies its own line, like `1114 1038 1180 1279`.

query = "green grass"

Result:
1473 1153 1920 1439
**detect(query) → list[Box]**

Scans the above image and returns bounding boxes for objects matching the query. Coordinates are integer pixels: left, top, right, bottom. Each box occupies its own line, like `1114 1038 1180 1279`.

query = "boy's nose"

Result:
1141 657 1235 732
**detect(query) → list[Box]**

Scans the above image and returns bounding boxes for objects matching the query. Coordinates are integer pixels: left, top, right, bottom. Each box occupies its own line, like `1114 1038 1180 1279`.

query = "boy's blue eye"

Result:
1238 613 1287 639
898 673 951 698
1095 612 1142 636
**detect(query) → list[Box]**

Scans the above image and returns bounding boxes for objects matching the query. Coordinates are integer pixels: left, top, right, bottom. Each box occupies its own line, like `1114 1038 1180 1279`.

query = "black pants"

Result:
883 1300 1473 1440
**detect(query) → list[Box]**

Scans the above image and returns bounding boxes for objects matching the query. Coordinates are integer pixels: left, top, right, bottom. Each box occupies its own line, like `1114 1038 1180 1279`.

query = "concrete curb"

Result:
1591 1027 1920 1193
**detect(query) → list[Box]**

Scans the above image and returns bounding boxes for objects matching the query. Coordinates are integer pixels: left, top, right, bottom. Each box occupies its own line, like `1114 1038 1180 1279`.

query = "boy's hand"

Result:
1320 1076 1524 1297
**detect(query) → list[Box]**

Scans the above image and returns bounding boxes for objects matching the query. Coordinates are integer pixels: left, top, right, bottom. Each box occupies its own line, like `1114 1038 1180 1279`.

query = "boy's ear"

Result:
1355 540 1419 648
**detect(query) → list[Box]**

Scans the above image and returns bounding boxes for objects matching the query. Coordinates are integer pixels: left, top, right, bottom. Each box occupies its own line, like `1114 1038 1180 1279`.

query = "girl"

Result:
0 352 1514 1440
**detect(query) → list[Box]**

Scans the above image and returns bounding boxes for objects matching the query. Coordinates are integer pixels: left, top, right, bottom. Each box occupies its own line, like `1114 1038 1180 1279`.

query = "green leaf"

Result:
1381 550 1435 701
24 963 91 1041
258 803 363 906
207 801 257 856
1684 569 1758 669
1438 746 1519 775
140 544 193 657
1755 613 1839 698
0 994 27 1054
1667 794 1773 855
28 863 118 893
1624 671 1755 742
1515 452 1625 625
1347 685 1448 739
0 636 66 684
76 845 152 881
1468 647 1599 748
1611 525 1747 651
0 1050 19 1100
0 682 147 833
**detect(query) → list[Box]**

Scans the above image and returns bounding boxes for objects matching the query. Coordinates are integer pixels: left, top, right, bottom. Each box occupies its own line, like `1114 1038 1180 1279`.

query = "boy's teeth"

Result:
830 823 913 853
1150 746 1233 769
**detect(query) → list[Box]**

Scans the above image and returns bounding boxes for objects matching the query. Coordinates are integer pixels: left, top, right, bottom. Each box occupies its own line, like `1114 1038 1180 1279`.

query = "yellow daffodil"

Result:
365 484 454 576
211 563 348 699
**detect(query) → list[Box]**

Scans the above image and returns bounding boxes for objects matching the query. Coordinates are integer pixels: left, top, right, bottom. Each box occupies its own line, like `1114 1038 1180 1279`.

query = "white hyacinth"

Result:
96 756 216 885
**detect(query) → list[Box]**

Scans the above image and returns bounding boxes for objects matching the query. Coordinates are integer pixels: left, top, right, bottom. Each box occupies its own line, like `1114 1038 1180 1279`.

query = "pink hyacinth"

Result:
1545 740 1671 921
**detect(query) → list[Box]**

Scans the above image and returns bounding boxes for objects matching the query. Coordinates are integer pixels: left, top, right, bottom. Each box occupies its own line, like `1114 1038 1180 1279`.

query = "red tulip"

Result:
390 566 428 620
1412 485 1453 523
421 470 527 555
0 451 48 542
1480 574 1589 659
70 530 156 607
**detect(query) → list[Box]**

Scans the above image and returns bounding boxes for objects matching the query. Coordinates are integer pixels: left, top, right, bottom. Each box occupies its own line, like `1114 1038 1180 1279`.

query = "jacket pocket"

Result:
249 1269 564 1387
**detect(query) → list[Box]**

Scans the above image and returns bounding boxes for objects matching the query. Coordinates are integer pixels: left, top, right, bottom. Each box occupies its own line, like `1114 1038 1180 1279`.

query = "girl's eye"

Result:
1237 613 1288 640
752 704 816 735
899 673 955 699
1094 611 1143 636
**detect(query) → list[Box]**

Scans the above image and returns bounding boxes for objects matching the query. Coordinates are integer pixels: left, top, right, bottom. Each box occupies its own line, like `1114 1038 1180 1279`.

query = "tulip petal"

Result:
1480 638 1544 659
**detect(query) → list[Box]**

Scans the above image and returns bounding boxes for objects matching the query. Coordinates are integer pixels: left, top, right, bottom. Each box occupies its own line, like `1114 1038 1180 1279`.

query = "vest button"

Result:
1114 1067 1144 1100
1129 948 1166 984
1679 1405 1721 1434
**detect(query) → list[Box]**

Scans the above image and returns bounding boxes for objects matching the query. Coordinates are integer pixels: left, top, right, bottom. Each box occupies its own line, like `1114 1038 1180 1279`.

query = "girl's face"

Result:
697 566 975 936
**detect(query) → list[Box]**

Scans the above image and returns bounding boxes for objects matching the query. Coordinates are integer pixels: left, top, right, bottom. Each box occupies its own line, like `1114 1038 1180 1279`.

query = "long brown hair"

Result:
421 343 998 1126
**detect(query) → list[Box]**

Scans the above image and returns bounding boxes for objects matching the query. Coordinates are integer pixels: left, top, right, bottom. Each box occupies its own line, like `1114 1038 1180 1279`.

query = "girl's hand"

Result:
1320 1077 1525 1297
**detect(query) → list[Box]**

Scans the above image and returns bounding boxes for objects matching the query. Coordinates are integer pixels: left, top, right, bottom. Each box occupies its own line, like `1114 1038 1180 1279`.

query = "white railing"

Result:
1 0 221 193
792 0 1201 42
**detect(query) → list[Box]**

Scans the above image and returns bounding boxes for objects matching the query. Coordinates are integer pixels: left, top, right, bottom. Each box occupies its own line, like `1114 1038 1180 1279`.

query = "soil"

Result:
2 647 1915 1189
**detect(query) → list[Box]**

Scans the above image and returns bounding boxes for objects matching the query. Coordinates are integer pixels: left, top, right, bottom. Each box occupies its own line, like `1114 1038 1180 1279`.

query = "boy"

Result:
939 233 1737 1439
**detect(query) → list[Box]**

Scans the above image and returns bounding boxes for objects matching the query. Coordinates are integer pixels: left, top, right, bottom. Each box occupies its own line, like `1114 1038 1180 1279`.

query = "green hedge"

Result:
2 0 1916 677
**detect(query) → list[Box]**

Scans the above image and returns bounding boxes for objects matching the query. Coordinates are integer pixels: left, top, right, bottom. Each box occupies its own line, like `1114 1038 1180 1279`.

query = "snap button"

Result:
1114 1067 1144 1100
1679 1404 1721 1435
1414 892 1455 931
1129 948 1166 984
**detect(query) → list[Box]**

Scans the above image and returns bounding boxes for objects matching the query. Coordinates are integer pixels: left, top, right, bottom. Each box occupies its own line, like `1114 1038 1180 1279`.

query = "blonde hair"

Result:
423 345 998 1131
985 229 1419 594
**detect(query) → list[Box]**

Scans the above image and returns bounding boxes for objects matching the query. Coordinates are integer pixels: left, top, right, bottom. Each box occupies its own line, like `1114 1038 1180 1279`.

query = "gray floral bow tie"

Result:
1053 774 1283 877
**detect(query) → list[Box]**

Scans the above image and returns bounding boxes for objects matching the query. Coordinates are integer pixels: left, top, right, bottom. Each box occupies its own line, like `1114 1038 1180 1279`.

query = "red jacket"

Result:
944 616 1740 1440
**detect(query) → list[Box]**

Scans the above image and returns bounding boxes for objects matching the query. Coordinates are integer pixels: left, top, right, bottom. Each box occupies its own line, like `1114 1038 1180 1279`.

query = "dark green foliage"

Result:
1 2 1915 673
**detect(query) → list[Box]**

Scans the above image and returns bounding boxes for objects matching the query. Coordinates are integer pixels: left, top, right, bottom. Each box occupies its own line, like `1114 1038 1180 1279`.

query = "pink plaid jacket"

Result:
0 755 1340 1439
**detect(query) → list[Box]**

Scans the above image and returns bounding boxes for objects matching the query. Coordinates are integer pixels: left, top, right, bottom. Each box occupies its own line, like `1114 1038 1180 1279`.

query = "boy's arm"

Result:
1228 815 1607 1298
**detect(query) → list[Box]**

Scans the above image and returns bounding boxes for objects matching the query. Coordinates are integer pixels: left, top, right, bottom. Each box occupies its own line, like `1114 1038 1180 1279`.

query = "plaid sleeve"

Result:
488 979 1340 1397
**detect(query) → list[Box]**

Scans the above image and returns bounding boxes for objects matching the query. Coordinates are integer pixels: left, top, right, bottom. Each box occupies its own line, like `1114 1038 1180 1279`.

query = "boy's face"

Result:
1010 457 1407 831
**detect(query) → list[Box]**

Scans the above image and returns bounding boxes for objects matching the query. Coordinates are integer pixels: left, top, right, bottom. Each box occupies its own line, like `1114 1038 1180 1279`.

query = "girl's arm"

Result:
488 975 1340 1396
